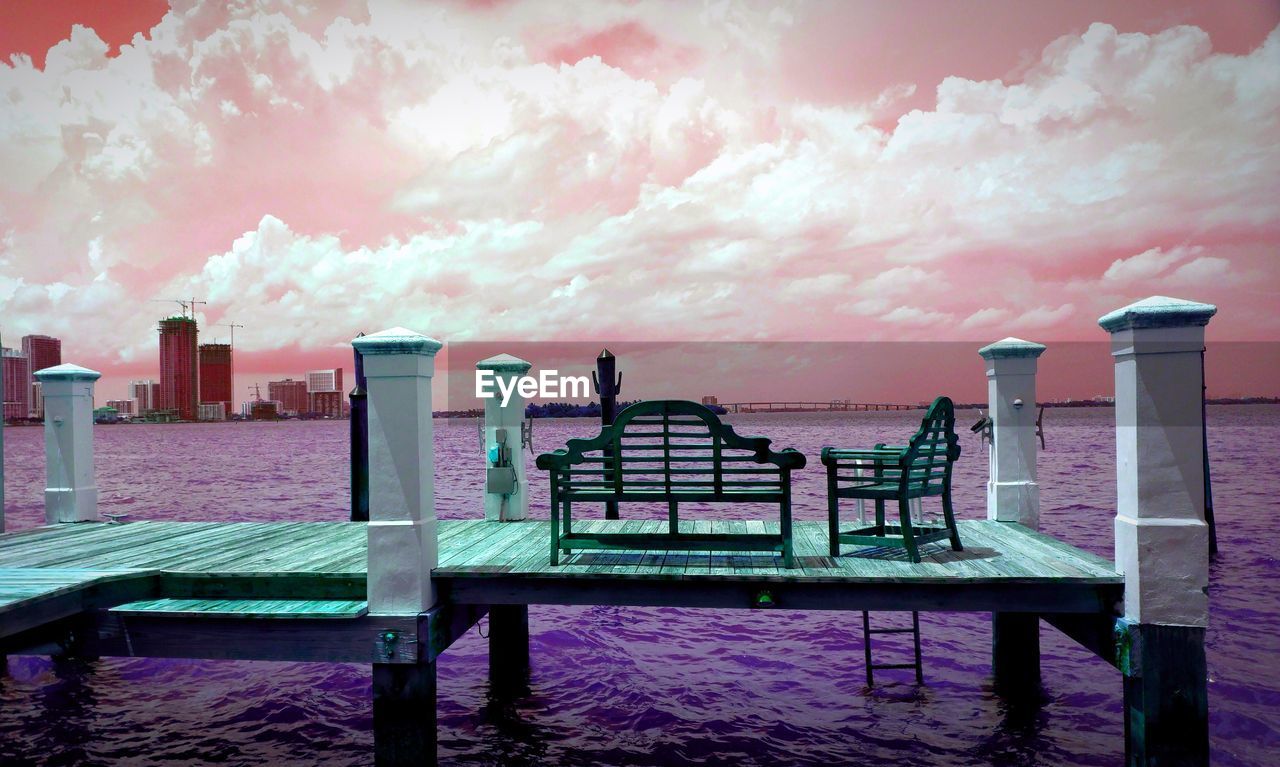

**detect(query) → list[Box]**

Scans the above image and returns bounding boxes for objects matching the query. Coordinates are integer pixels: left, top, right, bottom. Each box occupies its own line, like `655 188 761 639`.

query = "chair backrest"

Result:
564 400 786 496
900 396 961 495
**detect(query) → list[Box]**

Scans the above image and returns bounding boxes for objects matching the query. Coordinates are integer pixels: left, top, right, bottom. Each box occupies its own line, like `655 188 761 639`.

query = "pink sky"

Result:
0 1 1277 407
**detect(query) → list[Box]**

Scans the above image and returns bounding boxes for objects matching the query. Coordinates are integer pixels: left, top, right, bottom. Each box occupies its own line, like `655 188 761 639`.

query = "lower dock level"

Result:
0 519 1198 765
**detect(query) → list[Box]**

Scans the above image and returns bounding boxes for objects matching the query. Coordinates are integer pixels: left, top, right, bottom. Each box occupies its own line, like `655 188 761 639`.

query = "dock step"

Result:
109 598 368 620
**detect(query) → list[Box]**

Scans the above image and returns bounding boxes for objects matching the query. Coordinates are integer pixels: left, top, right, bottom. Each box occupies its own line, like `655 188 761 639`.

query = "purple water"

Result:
2 406 1277 766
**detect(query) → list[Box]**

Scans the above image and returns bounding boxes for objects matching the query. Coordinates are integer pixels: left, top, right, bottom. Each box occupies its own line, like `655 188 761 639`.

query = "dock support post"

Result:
353 328 444 767
979 338 1046 697
477 355 533 522
488 604 531 694
372 662 437 765
34 364 101 524
1101 296 1215 767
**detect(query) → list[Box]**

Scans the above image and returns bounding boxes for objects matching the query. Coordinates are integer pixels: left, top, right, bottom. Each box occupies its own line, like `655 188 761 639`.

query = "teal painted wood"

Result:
109 598 368 619
536 400 805 568
821 396 964 563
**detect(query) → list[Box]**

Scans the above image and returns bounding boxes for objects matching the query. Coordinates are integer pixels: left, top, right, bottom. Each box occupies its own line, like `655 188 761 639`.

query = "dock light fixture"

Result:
754 590 777 608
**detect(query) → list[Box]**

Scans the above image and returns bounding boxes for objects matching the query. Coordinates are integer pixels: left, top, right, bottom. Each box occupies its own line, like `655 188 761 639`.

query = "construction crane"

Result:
248 383 263 401
149 298 208 319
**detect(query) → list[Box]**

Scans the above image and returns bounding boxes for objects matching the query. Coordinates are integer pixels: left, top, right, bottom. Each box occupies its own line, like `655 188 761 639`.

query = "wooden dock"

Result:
1 517 1122 690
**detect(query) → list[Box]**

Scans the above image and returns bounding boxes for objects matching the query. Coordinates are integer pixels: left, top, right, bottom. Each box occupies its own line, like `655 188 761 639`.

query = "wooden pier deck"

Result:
1 519 1121 648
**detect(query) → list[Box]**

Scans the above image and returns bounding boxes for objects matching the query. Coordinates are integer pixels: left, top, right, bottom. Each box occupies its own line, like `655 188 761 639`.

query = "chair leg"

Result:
827 471 840 558
875 499 885 531
549 499 560 566
899 497 920 563
561 499 572 557
942 489 963 552
668 500 678 535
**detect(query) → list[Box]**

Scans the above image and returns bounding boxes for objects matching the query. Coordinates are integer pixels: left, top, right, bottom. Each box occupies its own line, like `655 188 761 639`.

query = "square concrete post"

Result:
353 328 444 615
979 338 1046 698
352 328 443 767
978 337 1046 529
1100 296 1214 767
34 364 101 524
476 354 532 522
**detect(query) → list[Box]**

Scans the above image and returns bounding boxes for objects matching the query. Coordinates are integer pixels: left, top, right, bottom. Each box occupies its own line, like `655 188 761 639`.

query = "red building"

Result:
21 334 61 418
198 343 233 418
159 316 199 421
308 390 343 418
2 348 30 421
268 378 309 416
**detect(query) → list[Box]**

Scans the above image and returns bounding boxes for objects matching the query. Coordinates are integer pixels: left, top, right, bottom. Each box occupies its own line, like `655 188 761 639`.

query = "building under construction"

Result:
159 316 199 421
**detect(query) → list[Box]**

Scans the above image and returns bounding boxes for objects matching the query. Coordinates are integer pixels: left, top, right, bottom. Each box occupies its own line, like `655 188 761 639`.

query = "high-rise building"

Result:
306 368 343 417
268 378 309 416
159 316 199 421
30 381 43 419
198 343 233 418
130 379 157 413
21 335 60 418
2 348 31 421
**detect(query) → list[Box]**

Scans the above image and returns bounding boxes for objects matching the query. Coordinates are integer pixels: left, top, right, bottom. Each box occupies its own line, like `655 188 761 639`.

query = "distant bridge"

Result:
718 401 922 414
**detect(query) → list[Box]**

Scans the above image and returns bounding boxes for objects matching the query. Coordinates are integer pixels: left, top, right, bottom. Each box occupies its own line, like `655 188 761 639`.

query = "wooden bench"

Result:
535 400 806 567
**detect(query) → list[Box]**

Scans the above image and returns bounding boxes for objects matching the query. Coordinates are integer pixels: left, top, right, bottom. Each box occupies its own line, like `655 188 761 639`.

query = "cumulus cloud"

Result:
0 2 1277 401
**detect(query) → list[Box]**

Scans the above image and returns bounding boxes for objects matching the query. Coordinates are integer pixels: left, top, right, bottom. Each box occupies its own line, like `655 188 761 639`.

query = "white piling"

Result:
34 364 101 524
978 338 1046 530
352 328 443 615
1100 296 1215 626
477 354 532 522
1101 295 1214 765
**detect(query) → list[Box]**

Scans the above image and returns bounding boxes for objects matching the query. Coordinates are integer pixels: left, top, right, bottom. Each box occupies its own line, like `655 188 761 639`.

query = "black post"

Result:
1121 623 1209 767
592 349 622 520
1201 349 1216 555
489 604 531 695
992 612 1040 700
350 333 369 522
372 662 437 766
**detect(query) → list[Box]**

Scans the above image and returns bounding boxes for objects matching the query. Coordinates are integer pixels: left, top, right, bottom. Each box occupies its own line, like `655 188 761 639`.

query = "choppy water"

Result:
1 406 1277 766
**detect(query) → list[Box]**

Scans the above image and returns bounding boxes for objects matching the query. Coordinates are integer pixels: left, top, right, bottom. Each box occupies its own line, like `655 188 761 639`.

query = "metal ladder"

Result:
862 611 923 685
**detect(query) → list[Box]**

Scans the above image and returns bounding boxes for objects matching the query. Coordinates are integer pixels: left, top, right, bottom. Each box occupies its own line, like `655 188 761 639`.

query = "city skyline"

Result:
0 1 1276 408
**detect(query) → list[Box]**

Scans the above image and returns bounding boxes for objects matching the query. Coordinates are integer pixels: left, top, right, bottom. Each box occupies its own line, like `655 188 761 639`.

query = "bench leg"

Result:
668 500 678 535
942 488 963 552
875 499 885 530
781 490 794 569
827 470 840 558
899 497 920 563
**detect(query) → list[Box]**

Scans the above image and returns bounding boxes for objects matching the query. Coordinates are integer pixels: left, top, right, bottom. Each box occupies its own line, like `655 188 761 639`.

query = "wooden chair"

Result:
822 396 963 563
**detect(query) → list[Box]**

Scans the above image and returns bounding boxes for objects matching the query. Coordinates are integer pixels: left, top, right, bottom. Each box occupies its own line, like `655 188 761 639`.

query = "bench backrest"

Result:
541 400 803 496
892 396 961 495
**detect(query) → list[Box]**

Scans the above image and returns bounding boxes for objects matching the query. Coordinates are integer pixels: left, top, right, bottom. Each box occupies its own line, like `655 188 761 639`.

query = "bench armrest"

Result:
535 428 614 471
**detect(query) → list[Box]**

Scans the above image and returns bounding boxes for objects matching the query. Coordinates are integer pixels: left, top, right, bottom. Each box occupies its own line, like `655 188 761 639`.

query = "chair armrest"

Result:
820 446 905 467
